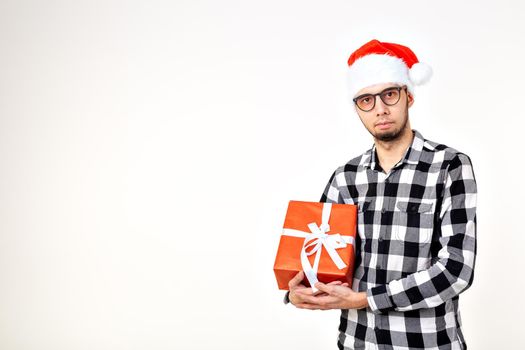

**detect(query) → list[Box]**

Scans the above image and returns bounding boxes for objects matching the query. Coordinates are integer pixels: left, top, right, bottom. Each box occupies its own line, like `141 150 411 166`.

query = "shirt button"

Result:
378 236 383 242
381 208 386 214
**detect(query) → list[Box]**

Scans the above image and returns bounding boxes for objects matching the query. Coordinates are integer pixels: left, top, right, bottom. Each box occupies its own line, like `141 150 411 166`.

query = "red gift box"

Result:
273 200 357 291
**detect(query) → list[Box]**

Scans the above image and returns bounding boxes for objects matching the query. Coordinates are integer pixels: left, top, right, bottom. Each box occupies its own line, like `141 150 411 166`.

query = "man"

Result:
284 40 477 349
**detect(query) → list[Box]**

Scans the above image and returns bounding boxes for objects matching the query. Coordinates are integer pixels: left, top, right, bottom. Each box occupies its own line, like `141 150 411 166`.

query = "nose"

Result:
374 95 389 116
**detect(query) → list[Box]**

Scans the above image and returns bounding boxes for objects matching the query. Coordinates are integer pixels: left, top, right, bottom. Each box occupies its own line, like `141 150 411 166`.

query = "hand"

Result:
296 282 369 310
288 271 351 309
288 271 314 307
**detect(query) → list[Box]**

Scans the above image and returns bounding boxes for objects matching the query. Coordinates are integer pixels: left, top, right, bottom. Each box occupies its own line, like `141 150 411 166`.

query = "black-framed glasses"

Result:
353 86 407 112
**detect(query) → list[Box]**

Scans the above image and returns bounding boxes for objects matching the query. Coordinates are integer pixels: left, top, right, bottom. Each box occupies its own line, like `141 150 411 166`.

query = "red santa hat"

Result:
346 39 432 99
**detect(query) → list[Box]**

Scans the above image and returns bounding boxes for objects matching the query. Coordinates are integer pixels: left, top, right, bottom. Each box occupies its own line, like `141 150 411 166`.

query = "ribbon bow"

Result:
282 203 354 292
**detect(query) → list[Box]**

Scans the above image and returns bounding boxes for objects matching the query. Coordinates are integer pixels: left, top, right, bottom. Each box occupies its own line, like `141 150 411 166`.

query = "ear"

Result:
407 91 415 108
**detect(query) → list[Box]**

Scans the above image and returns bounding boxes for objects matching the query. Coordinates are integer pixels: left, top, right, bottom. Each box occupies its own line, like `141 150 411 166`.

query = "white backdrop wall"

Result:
0 0 523 349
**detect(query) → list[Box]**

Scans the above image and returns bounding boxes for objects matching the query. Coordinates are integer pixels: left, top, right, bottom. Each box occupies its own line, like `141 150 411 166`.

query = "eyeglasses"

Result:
353 86 407 112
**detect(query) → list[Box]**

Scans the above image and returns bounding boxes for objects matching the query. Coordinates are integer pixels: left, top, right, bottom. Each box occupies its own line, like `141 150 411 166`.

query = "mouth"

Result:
376 121 393 130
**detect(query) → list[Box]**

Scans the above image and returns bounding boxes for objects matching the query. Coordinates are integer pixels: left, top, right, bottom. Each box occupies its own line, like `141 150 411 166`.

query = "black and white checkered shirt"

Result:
320 129 477 350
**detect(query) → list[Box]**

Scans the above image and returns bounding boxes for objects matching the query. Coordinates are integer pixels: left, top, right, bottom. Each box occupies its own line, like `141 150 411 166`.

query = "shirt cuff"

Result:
366 284 395 314
283 291 291 305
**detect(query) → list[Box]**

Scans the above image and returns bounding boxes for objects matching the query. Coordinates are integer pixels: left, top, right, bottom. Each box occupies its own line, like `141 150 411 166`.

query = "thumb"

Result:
288 270 305 289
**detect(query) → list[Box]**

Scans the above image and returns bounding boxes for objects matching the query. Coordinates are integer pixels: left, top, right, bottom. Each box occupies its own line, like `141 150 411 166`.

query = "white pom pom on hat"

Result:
409 62 433 85
346 39 432 99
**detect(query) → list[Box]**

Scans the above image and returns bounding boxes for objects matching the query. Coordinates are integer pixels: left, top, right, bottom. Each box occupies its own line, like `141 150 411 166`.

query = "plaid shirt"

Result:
320 129 477 350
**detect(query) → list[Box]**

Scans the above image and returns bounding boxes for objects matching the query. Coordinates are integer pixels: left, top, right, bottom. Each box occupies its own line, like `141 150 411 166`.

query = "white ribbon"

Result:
282 203 355 293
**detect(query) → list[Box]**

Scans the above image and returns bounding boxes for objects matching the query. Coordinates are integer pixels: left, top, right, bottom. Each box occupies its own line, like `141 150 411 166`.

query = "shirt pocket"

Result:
357 199 374 240
393 201 434 245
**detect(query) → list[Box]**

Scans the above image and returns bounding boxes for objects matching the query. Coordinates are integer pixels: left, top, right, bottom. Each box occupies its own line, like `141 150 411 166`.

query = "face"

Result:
354 83 414 142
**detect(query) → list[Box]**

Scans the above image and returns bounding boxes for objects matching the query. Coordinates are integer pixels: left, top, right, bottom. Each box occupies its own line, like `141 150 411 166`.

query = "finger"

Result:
293 287 315 296
290 287 316 305
296 303 321 310
315 282 335 295
288 271 305 289
300 293 330 305
327 280 342 285
304 294 340 309
312 288 325 296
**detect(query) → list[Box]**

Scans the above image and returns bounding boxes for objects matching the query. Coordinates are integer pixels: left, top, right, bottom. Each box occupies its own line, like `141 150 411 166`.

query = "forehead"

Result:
355 82 399 96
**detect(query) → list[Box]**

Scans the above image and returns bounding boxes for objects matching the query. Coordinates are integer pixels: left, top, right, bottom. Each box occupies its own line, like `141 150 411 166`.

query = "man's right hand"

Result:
288 271 349 308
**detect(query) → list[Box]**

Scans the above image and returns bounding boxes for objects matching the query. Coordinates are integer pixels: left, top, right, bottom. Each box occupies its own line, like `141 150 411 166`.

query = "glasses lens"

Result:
380 88 401 106
356 95 375 111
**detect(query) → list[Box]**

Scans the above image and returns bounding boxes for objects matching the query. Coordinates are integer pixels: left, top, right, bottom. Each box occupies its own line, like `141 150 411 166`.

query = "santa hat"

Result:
346 39 432 99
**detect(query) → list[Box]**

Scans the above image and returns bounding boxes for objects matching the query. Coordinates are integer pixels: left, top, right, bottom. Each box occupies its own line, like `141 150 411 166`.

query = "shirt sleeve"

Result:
320 168 344 204
366 153 477 313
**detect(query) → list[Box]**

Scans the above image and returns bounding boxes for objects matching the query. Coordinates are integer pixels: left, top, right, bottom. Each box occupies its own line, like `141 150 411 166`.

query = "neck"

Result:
374 126 414 174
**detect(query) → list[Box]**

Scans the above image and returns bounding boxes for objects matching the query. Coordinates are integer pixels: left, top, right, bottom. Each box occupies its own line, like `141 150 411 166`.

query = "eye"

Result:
358 95 374 104
382 89 399 100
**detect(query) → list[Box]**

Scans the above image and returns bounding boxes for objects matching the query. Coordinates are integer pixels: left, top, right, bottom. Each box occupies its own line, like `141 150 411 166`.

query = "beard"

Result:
368 100 409 142
375 120 406 141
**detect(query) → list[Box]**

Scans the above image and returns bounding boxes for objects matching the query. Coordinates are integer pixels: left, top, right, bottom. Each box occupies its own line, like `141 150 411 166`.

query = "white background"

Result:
0 0 524 349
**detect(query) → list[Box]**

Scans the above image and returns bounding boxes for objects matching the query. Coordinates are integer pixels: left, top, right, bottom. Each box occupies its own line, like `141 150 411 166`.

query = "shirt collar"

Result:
362 129 425 170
